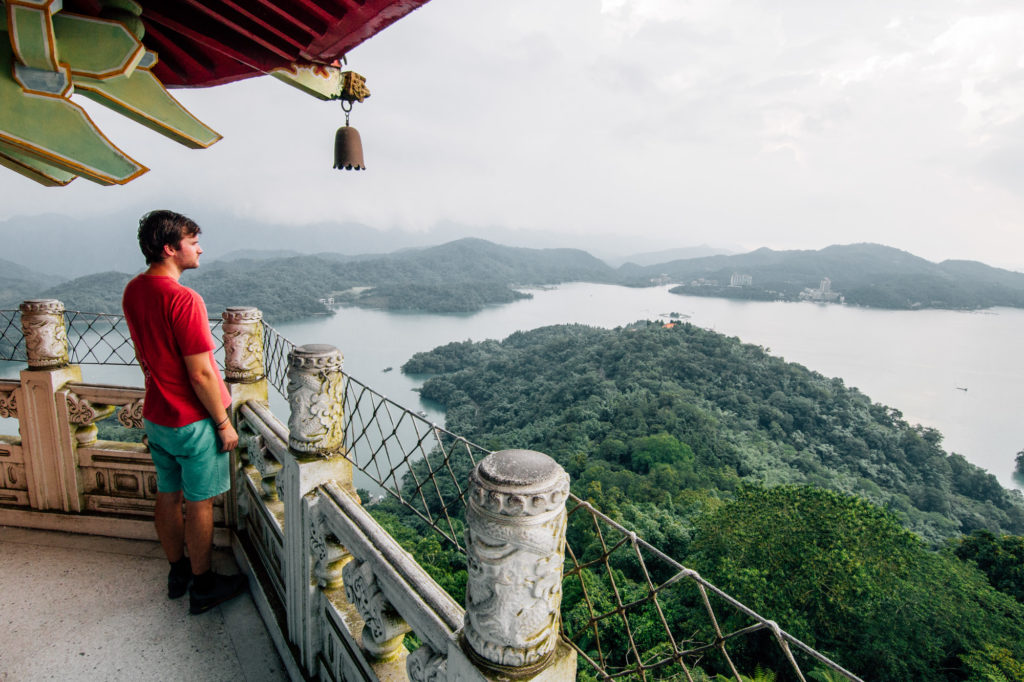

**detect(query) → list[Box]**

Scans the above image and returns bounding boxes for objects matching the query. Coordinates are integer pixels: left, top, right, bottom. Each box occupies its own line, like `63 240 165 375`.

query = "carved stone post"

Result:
21 299 69 369
221 306 267 528
459 449 576 680
222 306 267 401
17 299 84 512
280 344 353 675
286 344 345 455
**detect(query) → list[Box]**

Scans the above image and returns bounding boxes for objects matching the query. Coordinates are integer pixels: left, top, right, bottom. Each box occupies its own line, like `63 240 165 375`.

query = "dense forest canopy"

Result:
390 321 1024 680
405 321 1023 543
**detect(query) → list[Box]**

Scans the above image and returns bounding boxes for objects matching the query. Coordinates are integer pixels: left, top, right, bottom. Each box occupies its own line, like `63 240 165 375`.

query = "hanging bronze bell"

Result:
333 125 365 170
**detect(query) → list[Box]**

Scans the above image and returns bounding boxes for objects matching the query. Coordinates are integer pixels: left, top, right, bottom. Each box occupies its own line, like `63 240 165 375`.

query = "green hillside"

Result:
392 321 1024 680
7 239 617 321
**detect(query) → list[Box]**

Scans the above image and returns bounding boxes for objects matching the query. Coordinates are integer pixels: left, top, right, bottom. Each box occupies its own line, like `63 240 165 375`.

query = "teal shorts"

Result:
144 418 230 502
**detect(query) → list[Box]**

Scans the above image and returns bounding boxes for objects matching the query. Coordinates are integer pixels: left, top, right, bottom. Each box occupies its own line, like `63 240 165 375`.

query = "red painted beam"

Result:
180 0 295 62
305 0 428 62
216 0 308 51
251 0 326 37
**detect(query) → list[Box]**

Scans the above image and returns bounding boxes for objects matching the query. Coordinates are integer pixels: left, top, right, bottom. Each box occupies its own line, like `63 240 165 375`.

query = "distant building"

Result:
729 273 752 287
799 277 843 303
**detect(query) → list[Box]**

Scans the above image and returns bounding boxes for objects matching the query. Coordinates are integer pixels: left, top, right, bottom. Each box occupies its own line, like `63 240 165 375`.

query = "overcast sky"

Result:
2 0 1023 267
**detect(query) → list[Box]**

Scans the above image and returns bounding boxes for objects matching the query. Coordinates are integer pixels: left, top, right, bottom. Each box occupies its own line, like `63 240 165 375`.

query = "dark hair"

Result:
137 210 201 264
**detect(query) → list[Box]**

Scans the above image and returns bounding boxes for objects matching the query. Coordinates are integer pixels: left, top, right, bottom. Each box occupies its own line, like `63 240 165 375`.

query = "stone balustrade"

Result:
0 298 232 540
0 300 575 681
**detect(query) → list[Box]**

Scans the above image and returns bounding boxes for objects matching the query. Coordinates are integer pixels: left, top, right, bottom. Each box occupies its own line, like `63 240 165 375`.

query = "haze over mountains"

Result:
3 235 1024 322
0 210 725 278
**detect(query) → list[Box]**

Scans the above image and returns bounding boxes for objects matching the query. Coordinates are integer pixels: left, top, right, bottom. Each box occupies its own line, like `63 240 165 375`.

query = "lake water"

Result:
4 283 1022 489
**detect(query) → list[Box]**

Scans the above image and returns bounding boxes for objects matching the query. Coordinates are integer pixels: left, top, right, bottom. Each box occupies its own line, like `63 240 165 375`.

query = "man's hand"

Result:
184 351 237 453
217 421 239 452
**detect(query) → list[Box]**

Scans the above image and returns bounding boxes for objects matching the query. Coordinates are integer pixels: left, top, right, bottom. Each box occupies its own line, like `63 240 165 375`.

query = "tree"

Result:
688 485 1024 681
954 530 1024 603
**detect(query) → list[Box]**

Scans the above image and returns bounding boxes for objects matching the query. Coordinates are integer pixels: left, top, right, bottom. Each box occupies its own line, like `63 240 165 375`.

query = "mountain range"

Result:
2 239 1023 320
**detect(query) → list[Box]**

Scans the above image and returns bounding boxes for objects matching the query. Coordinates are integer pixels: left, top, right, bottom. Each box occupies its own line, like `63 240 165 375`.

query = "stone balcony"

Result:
0 299 863 682
0 300 577 682
0 526 287 680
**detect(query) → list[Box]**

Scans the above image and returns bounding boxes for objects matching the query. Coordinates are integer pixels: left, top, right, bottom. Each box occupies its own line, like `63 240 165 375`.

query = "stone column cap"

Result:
19 299 64 313
471 449 569 518
289 344 343 371
477 449 562 488
222 306 262 322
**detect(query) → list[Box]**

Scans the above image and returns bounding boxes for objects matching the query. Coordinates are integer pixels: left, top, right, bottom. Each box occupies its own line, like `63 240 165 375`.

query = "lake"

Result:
273 283 1024 490
3 282 1021 489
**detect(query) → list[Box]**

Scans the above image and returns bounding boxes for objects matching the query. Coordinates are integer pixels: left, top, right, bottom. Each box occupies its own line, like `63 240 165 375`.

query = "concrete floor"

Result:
0 526 287 682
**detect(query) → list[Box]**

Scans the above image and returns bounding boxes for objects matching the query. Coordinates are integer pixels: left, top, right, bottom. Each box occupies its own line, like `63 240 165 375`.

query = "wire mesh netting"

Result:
1 311 862 680
342 374 490 550
63 311 139 364
262 321 293 397
0 309 225 366
331 356 862 680
0 310 24 361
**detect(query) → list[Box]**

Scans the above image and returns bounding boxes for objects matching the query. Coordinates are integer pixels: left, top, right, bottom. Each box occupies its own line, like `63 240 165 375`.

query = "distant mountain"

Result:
0 257 66 308
0 210 683 277
606 244 733 268
212 249 304 262
624 243 1024 310
41 272 133 314
184 238 618 320
8 240 1024 321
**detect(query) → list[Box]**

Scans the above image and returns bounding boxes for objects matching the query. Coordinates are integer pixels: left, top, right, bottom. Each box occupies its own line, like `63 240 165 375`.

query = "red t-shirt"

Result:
122 274 230 427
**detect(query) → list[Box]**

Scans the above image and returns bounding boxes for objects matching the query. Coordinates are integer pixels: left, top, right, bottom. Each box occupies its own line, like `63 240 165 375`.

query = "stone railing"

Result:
0 299 864 681
0 299 230 539
0 300 576 682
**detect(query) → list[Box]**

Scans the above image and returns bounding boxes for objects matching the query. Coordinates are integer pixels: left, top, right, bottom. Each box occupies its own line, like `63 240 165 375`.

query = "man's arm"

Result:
184 352 239 452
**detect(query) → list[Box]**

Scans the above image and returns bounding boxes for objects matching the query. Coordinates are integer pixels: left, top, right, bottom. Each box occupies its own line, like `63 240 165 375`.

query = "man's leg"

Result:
154 490 185 562
186 494 246 614
184 497 214 575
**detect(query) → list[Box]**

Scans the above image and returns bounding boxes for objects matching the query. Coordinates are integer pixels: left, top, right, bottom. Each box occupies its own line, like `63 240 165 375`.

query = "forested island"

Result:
378 321 1024 680
3 240 1023 322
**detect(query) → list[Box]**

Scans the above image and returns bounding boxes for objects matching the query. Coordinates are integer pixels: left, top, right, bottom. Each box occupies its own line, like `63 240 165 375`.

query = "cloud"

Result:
1 0 1023 267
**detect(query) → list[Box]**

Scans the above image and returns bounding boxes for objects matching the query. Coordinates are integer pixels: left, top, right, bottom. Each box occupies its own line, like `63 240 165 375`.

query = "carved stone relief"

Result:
222 307 264 383
407 644 447 682
85 468 153 499
286 344 344 455
309 513 348 589
243 431 281 500
19 299 68 369
463 449 570 674
117 399 144 429
3 462 27 490
343 559 411 661
0 389 16 418
65 392 116 425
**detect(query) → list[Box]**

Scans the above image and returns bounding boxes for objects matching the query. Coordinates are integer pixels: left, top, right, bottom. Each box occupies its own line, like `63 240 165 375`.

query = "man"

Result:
122 209 246 615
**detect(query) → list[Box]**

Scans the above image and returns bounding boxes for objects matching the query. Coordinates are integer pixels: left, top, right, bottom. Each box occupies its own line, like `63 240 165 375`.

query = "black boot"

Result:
189 571 248 614
167 557 192 599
